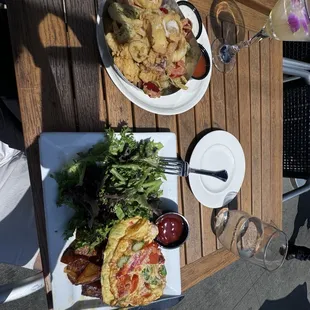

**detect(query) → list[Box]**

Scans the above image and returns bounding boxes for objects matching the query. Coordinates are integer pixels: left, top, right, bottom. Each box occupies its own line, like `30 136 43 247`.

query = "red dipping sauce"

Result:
193 53 207 79
156 214 185 246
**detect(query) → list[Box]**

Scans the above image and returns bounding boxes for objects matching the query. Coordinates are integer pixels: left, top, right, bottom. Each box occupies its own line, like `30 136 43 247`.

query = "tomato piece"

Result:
144 82 160 93
116 264 128 277
169 61 186 78
149 252 160 264
117 274 131 297
130 274 139 293
141 242 160 264
160 7 168 14
143 82 161 98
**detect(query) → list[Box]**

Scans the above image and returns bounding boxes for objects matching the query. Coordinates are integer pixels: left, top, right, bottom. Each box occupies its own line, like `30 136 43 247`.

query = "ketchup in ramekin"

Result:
155 212 189 249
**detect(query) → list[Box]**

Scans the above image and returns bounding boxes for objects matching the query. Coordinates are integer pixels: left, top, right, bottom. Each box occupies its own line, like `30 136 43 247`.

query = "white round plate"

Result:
189 131 245 208
96 0 212 116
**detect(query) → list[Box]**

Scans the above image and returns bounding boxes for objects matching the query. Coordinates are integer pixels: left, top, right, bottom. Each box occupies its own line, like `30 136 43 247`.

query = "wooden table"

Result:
7 0 282 306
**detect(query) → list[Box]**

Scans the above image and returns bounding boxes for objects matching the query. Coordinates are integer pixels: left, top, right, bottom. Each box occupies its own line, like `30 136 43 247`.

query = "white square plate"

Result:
39 132 181 310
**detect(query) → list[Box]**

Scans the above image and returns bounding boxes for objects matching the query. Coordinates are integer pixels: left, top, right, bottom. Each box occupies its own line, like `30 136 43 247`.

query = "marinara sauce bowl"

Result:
192 43 211 80
155 212 190 249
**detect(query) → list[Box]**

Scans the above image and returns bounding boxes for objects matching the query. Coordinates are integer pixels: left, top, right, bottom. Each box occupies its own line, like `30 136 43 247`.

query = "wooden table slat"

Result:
207 17 226 131
260 38 271 223
249 30 262 219
103 71 133 127
223 22 239 140
177 112 202 264
236 0 276 15
132 106 156 131
270 39 283 228
237 39 252 215
181 248 238 292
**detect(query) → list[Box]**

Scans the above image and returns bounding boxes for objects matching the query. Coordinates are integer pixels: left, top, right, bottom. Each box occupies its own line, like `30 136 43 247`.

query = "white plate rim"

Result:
96 0 212 115
189 131 245 208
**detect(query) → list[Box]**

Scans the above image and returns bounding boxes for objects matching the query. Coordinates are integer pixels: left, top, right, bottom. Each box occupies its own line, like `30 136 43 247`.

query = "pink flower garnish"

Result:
288 13 300 32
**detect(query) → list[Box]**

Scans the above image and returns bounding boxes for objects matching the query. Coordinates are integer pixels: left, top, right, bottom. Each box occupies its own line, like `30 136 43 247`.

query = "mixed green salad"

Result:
52 127 165 249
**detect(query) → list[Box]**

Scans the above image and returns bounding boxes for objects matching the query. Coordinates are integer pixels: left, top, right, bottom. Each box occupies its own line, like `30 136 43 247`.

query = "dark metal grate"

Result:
283 42 310 178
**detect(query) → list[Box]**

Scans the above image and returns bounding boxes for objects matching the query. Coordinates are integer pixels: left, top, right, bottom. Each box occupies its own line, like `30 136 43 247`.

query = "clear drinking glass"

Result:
214 209 288 271
212 0 310 72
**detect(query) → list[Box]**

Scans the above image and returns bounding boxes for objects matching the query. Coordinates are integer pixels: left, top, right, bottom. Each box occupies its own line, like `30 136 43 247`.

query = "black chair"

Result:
283 42 310 202
281 42 310 261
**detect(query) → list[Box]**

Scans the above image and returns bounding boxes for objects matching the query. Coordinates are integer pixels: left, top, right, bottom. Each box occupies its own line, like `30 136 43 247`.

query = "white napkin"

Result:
0 141 20 168
0 141 39 269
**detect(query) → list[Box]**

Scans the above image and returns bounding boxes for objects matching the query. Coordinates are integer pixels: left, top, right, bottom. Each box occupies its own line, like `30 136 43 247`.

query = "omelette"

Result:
101 217 167 307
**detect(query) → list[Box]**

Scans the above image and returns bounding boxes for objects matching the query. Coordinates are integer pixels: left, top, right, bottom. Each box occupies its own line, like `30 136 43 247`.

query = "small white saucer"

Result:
189 131 245 208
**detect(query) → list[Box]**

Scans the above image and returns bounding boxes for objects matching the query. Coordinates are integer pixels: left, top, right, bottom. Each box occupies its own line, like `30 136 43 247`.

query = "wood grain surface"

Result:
6 0 283 306
249 31 262 219
192 0 268 32
237 39 251 215
65 0 107 131
177 111 202 264
181 248 238 292
236 0 276 15
194 11 216 256
260 38 271 223
269 39 283 228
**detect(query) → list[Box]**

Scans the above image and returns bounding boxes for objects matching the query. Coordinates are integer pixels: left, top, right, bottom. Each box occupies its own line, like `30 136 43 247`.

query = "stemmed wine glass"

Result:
212 0 310 72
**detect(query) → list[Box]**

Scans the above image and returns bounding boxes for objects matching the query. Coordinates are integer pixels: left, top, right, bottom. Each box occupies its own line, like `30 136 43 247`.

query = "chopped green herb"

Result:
142 266 151 281
159 265 167 277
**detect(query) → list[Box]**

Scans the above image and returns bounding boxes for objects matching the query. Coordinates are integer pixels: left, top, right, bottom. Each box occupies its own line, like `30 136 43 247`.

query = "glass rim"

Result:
263 227 288 272
306 0 310 20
